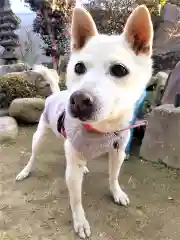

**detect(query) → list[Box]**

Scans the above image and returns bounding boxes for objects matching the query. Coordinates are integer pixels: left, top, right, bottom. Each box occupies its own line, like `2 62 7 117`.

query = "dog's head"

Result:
66 5 153 132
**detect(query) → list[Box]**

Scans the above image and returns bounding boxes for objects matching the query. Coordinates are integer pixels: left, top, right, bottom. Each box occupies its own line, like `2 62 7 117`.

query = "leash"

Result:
119 119 147 132
83 119 148 134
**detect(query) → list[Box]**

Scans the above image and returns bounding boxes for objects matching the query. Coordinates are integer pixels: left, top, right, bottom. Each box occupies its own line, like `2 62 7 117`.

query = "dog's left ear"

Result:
124 5 153 56
71 7 98 51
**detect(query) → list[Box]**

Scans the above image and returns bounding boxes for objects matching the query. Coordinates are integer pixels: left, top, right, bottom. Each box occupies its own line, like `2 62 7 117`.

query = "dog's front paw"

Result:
74 217 91 239
16 169 30 181
111 186 130 206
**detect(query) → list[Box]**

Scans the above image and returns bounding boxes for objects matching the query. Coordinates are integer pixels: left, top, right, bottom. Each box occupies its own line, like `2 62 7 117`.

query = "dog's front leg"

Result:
108 148 130 206
64 139 90 239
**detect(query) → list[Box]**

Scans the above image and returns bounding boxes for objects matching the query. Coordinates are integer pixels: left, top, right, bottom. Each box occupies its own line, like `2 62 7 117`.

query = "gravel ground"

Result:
0 126 180 240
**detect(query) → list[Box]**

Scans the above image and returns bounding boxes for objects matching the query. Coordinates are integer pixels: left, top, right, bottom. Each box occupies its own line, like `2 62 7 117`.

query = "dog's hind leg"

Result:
16 115 48 181
108 149 130 206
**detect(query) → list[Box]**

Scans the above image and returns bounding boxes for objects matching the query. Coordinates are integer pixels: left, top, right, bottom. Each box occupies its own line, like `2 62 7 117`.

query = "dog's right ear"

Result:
71 7 98 51
123 5 153 56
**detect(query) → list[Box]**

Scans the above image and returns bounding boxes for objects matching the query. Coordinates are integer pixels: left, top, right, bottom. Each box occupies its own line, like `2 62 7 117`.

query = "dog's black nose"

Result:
69 90 94 121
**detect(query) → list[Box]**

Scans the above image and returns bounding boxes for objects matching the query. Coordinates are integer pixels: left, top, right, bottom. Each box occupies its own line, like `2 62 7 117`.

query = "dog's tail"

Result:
33 64 60 94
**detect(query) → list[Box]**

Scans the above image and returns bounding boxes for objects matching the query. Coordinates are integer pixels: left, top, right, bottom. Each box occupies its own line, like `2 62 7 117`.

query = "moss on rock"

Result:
0 75 43 107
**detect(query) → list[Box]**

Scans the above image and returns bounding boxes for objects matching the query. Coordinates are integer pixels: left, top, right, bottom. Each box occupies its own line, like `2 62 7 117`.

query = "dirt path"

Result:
0 126 180 240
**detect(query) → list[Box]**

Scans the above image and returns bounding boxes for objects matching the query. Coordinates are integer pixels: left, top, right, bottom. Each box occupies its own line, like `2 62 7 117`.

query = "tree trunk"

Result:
43 9 58 70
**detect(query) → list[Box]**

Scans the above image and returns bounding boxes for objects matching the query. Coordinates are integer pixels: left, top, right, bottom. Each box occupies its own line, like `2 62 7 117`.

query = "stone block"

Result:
140 104 180 168
9 98 45 124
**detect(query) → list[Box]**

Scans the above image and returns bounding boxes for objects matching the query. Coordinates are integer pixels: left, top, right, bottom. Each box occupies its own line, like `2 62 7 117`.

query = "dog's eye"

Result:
109 64 129 78
74 62 86 75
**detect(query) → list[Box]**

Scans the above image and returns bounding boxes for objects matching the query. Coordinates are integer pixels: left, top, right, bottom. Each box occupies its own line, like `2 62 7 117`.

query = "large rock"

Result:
7 69 56 97
0 63 29 76
0 116 18 143
140 104 180 169
0 66 60 108
153 51 180 74
0 109 9 117
9 98 45 124
161 61 180 105
153 3 180 73
154 3 180 55
0 74 40 108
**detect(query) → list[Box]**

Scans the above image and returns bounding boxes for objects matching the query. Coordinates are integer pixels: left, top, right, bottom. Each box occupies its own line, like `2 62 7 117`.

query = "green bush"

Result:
0 75 42 107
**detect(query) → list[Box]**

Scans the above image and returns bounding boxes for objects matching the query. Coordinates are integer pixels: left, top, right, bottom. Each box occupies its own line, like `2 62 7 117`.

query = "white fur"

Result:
16 6 153 239
33 64 60 93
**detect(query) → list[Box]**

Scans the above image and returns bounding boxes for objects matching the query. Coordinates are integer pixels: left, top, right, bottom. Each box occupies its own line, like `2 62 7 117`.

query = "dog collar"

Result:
83 120 147 134
58 109 147 137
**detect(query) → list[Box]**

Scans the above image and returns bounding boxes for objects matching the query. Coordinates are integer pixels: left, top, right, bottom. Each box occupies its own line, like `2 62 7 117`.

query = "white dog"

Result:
16 5 153 239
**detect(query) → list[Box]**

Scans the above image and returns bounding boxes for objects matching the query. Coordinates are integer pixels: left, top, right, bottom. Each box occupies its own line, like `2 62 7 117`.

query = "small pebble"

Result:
168 196 174 201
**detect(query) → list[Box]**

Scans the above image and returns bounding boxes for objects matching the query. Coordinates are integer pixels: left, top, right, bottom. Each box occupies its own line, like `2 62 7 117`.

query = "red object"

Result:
83 123 103 133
